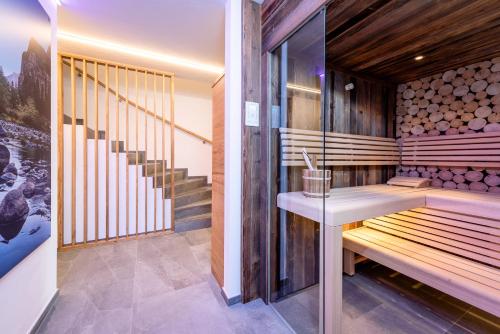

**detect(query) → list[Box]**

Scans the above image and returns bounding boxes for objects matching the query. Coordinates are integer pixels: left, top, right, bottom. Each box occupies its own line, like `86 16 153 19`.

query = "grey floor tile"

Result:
39 229 290 334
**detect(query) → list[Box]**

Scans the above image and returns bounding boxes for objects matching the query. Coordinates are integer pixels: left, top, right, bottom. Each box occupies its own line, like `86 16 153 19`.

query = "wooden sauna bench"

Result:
343 189 500 317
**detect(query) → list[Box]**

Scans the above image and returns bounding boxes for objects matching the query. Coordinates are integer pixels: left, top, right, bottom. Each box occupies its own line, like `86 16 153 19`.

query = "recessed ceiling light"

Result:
415 55 424 61
58 31 224 75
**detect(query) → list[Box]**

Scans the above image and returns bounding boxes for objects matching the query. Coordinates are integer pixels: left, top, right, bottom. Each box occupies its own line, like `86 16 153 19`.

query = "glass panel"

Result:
268 11 326 333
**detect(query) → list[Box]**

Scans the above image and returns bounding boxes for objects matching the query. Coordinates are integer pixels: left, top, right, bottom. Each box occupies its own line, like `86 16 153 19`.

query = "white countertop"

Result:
277 185 431 227
277 184 500 226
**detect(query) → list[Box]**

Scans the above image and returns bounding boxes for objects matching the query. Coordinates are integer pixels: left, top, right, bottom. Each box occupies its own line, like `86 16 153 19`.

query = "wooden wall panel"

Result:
262 0 326 52
211 76 225 288
328 69 396 189
242 0 264 303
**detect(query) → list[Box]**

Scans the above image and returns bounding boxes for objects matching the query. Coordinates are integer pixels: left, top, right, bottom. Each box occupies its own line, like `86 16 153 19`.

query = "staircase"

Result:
113 140 213 233
64 118 211 237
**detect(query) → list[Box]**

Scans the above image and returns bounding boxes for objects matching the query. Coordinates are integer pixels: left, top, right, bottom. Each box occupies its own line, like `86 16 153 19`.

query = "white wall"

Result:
62 68 212 182
223 0 242 301
0 1 58 333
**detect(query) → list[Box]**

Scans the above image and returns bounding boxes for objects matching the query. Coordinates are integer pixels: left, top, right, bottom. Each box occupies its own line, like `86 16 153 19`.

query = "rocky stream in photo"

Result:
0 120 50 277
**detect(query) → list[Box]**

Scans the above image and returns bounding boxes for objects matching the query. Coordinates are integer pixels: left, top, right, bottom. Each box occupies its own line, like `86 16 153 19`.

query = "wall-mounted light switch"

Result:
245 101 260 127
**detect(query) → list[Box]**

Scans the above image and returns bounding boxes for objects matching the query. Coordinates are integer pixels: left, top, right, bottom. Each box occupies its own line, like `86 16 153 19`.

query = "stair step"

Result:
175 213 211 233
111 140 125 153
142 162 177 176
175 186 212 208
152 170 187 187
127 151 146 164
175 199 211 220
163 177 207 198
63 117 105 138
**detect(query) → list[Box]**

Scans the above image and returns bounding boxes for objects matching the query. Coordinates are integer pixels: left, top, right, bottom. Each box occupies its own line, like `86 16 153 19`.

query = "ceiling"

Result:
58 0 225 82
326 0 500 83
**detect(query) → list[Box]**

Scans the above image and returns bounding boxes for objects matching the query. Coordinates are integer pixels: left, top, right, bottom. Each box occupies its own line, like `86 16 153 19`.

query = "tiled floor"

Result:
273 262 500 334
38 229 499 334
38 228 291 334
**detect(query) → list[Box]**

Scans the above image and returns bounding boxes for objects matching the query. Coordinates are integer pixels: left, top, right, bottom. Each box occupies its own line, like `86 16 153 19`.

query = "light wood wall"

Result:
211 75 225 287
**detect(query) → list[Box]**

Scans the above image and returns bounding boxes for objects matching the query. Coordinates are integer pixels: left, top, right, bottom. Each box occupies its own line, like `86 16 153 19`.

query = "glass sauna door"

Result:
268 11 326 334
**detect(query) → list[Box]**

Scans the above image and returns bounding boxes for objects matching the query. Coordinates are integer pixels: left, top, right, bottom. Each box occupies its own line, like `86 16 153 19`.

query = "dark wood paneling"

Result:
326 0 500 82
241 0 264 303
328 69 396 188
262 0 325 52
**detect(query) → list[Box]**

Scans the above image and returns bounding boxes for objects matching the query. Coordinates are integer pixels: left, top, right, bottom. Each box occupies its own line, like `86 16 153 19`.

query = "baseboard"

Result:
29 289 59 334
221 287 241 306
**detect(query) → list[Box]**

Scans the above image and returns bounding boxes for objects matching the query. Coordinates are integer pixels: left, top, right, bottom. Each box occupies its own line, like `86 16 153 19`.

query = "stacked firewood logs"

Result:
396 57 500 193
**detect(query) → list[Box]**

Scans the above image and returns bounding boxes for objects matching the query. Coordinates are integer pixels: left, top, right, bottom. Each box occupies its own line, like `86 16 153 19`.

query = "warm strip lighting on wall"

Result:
58 31 225 75
286 83 321 94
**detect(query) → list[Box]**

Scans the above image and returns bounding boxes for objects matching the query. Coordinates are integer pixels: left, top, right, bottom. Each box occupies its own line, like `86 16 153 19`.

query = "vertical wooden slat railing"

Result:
105 63 110 241
162 75 166 231
135 69 139 237
94 62 99 242
83 60 88 244
125 67 129 238
170 78 176 230
58 53 187 249
144 72 148 235
70 58 76 246
115 66 120 241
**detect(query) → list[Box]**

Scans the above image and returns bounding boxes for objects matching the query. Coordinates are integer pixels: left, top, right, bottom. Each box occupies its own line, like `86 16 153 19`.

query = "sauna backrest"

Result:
401 131 500 168
279 128 399 167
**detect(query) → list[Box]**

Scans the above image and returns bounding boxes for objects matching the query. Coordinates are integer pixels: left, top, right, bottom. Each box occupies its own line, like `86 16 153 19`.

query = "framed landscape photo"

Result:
0 0 51 278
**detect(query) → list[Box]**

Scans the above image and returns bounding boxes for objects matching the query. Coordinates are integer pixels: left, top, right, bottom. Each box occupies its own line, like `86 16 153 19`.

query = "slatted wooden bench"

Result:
401 131 500 167
279 128 399 166
343 195 500 317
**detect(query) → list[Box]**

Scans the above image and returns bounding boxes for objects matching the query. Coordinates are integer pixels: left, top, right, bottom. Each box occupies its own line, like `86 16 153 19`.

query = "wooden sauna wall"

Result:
211 75 225 288
395 57 500 193
273 68 396 298
328 69 397 188
279 59 322 297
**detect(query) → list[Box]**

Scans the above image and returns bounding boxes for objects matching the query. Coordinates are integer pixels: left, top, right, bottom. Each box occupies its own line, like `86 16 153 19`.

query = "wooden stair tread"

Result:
175 212 211 224
175 185 212 197
175 199 211 211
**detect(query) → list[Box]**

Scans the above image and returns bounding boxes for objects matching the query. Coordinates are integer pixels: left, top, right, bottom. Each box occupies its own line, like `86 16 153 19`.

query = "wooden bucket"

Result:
302 169 331 198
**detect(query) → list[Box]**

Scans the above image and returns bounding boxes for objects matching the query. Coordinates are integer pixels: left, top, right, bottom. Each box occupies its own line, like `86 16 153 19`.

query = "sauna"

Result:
265 1 500 333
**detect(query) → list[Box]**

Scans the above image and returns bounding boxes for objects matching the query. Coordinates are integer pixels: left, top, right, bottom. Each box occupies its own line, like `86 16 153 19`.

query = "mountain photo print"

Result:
0 0 51 278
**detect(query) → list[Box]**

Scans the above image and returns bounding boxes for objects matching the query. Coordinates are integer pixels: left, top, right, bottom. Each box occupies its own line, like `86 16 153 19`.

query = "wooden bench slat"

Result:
376 215 500 251
402 149 500 156
402 143 500 151
367 218 500 259
350 228 500 289
279 127 396 142
282 160 400 166
403 137 500 147
354 226 500 279
399 161 500 168
282 140 399 151
364 219 500 267
283 154 400 161
410 208 500 230
399 210 500 237
281 133 398 147
283 148 400 156
403 131 500 142
344 228 500 317
402 156 500 162
388 212 500 243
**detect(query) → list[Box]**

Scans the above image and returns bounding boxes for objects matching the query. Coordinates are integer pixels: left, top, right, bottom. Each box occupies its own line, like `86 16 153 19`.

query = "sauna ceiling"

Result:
326 0 500 82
